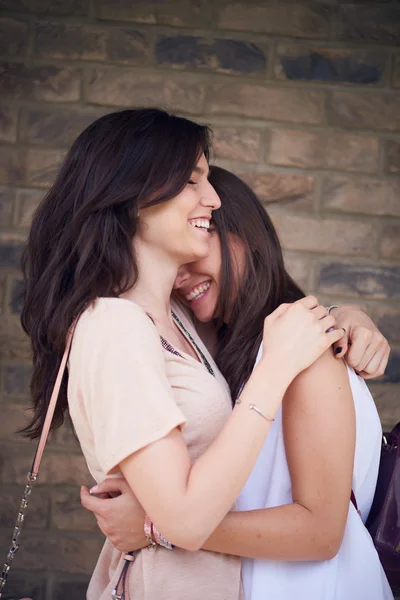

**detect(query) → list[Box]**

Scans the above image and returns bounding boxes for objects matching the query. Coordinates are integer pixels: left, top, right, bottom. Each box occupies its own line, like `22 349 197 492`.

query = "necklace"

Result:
171 311 215 377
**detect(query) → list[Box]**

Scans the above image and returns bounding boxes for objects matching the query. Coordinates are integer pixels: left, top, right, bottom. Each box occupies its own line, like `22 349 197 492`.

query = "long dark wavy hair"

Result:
21 108 211 439
208 166 304 403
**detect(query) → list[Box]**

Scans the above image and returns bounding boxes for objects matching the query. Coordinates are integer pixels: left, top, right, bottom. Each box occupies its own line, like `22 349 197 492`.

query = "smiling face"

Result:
137 154 221 265
173 229 246 323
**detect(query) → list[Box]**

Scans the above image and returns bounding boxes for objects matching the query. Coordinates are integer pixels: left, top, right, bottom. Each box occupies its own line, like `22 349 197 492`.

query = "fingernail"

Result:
335 347 342 355
90 485 99 494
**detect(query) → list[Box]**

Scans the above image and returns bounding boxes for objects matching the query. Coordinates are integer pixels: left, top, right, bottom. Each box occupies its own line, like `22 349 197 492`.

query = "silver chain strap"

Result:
0 472 37 599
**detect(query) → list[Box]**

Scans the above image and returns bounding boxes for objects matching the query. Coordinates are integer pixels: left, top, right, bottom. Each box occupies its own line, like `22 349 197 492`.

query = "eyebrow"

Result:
193 165 210 177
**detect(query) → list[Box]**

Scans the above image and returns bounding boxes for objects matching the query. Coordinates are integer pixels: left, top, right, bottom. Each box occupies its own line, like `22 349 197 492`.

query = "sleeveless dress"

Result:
237 343 394 600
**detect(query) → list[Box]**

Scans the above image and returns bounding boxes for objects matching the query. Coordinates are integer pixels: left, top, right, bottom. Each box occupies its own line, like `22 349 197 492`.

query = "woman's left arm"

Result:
203 350 356 561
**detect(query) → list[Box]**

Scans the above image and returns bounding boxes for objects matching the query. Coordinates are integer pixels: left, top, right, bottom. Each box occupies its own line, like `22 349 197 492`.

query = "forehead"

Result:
193 153 209 176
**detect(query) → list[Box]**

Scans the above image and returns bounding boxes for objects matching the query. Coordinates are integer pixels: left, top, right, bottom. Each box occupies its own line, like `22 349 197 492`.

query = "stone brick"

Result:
0 570 45 600
0 62 81 103
381 349 400 384
96 0 210 27
380 224 400 259
275 44 387 85
156 36 267 76
34 22 150 65
0 234 25 269
1 450 94 486
10 277 23 313
0 106 18 143
283 253 311 291
16 188 43 228
368 384 399 428
26 148 66 188
318 263 400 298
0 187 15 227
237 171 314 208
337 5 400 44
209 84 324 124
0 531 103 574
21 108 100 146
52 489 99 532
0 316 31 359
0 487 49 528
385 140 400 174
393 55 400 88
268 129 379 173
271 214 375 256
213 127 261 163
218 2 331 39
322 175 400 218
87 70 206 114
0 147 25 185
0 402 31 442
0 0 90 16
52 578 90 600
328 91 400 132
374 305 400 343
0 17 29 58
3 363 32 396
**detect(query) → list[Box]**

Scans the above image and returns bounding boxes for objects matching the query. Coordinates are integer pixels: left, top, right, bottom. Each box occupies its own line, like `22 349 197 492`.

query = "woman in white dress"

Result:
82 166 394 600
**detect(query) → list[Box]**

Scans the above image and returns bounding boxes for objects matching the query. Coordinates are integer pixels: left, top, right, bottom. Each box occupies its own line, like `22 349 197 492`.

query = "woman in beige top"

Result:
20 108 343 599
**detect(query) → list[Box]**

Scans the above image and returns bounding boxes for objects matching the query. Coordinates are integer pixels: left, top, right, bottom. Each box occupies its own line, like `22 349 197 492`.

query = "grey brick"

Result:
319 263 400 298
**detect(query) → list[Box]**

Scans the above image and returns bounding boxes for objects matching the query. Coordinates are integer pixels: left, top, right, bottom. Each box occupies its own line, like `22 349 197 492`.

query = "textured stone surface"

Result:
51 579 90 600
0 235 25 269
380 224 400 259
272 214 376 255
0 106 18 143
0 147 25 185
374 305 400 343
52 489 99 532
96 0 210 27
1 451 94 485
0 0 90 15
3 363 32 396
328 91 400 132
275 44 387 85
393 55 400 88
22 107 101 145
0 63 81 102
283 253 311 291
209 84 324 124
0 316 31 358
0 570 45 600
0 17 29 58
87 70 206 114
16 188 44 227
385 140 400 174
213 127 261 163
25 148 66 188
0 187 15 227
319 263 400 298
237 171 315 208
381 349 400 384
218 2 331 38
156 36 267 75
0 487 49 527
368 385 399 428
322 176 400 217
337 5 400 44
268 129 379 172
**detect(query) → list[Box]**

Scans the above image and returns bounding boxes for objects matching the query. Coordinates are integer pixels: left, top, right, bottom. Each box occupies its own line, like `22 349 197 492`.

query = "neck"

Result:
122 243 179 325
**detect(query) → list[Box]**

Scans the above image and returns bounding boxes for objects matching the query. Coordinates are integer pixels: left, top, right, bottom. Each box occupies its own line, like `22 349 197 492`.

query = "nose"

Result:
174 264 191 289
201 180 221 211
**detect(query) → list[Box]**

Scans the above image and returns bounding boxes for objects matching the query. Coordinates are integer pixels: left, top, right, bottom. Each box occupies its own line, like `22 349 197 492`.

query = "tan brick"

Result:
1 450 93 486
272 214 376 255
393 55 400 88
0 403 31 443
0 147 25 185
0 316 30 359
0 0 89 16
26 148 66 188
268 129 379 173
385 140 400 174
0 232 25 268
34 22 150 65
3 363 31 396
218 2 331 39
368 385 399 429
16 188 44 228
274 43 387 85
337 5 400 45
0 106 18 143
322 175 400 218
96 0 209 27
380 224 400 259
318 262 400 299
213 127 261 163
237 171 314 209
0 187 15 227
209 84 324 124
0 17 29 58
0 63 81 103
0 570 45 600
374 305 400 343
283 253 311 291
22 107 101 146
328 91 400 132
0 488 49 528
52 489 98 532
87 70 206 114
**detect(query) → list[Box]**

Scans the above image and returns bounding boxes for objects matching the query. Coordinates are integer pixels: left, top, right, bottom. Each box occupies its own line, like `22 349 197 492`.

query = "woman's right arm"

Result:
85 297 341 552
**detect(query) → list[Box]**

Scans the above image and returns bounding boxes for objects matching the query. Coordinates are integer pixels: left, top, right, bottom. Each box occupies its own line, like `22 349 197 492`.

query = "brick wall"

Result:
0 1 399 598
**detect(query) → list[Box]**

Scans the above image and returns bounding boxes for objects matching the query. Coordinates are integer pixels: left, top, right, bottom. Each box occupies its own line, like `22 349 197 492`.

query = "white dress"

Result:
237 345 394 600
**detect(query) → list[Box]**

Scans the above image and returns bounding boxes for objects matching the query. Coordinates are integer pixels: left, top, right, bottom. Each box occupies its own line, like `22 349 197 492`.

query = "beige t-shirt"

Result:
68 297 243 600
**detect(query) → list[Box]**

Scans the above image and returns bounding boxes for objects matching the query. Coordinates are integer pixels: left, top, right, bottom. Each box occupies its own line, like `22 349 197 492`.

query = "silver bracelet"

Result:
248 403 275 422
326 305 339 314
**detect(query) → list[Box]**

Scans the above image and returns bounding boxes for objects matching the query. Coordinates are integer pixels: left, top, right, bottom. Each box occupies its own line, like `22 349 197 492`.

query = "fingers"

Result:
297 295 319 310
266 302 290 323
333 329 349 358
90 477 130 496
81 485 107 513
326 327 346 346
358 342 390 379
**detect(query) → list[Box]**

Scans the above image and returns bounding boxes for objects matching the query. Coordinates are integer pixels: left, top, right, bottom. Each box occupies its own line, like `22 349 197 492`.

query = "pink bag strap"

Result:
30 319 77 477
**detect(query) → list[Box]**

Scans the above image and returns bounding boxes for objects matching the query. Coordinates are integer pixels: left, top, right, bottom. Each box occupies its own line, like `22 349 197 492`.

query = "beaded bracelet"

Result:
144 515 175 550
